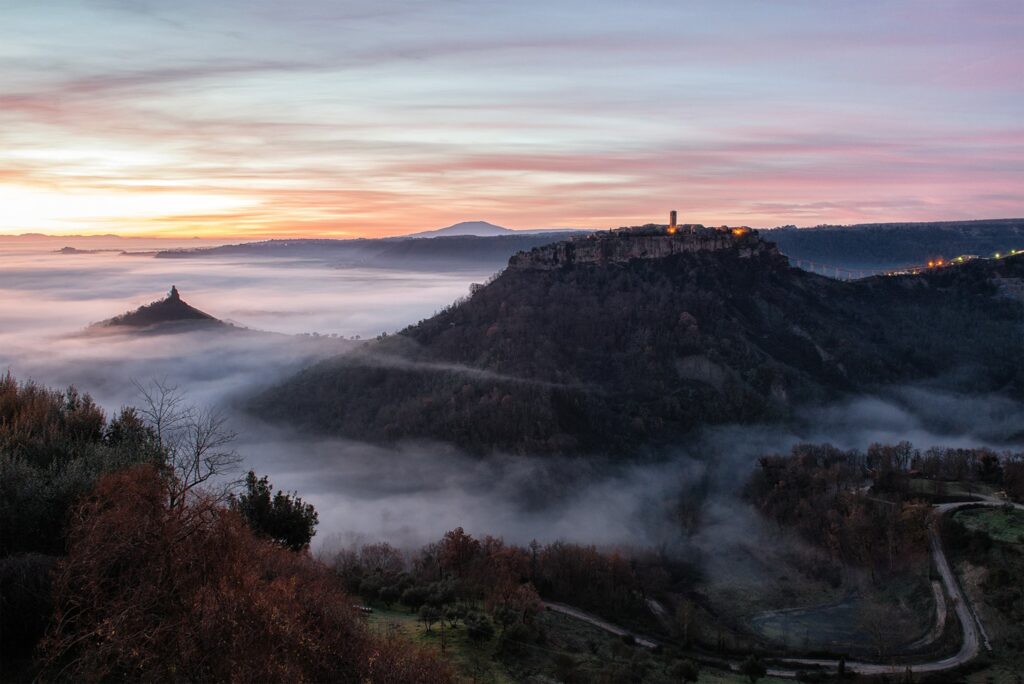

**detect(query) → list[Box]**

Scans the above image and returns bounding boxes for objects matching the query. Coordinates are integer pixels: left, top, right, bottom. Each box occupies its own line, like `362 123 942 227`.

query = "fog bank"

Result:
3 243 1022 553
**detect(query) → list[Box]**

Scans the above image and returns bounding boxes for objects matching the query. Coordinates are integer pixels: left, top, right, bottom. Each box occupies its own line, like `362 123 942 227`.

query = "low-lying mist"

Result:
3 241 1022 557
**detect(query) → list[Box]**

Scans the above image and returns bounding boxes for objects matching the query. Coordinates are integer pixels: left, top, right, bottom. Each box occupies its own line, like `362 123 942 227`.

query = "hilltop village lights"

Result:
666 210 751 237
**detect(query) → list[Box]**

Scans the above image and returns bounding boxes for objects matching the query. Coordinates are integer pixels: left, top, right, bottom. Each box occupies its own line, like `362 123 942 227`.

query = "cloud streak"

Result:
1 0 1022 236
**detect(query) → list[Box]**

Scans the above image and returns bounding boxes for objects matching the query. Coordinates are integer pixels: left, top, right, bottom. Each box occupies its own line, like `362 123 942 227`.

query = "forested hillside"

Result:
252 235 1024 455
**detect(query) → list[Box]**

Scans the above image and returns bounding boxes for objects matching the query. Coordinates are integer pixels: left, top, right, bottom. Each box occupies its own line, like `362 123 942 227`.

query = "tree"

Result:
444 602 466 629
439 527 481 578
672 600 696 645
465 612 494 644
231 471 318 551
740 654 767 683
134 378 242 508
419 604 441 632
401 585 429 612
671 659 700 682
552 653 580 682
858 600 914 659
1005 459 1024 503
379 584 400 608
0 374 155 557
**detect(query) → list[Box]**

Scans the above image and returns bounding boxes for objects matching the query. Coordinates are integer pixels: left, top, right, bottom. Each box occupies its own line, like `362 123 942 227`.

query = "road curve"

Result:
546 499 1022 678
773 500 1020 676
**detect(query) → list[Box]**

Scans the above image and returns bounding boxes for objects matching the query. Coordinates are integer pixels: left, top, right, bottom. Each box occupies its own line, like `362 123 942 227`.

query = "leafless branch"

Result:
134 379 242 508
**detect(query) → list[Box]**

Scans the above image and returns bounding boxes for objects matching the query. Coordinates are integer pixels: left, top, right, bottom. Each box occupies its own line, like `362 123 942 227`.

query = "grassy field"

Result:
908 478 999 500
365 605 789 683
965 665 1024 684
954 506 1024 544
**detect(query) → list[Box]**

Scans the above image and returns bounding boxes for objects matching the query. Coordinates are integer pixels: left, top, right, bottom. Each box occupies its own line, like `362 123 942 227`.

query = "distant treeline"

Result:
155 233 575 270
767 218 1024 270
333 529 694 634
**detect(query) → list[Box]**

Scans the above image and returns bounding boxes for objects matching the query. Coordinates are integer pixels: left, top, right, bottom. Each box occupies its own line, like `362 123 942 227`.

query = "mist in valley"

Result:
3 240 1022 561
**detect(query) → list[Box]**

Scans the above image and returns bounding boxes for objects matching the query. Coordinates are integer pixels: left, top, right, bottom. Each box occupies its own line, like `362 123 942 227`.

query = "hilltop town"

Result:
509 213 774 270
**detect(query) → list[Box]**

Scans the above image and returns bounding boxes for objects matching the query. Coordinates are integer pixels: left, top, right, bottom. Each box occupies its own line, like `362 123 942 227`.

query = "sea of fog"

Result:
3 237 1023 555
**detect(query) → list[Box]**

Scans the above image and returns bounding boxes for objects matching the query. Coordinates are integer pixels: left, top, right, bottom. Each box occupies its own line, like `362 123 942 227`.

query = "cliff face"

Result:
507 228 779 270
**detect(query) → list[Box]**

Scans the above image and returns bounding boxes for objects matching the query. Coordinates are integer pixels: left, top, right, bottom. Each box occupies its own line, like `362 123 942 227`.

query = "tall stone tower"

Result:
669 210 678 232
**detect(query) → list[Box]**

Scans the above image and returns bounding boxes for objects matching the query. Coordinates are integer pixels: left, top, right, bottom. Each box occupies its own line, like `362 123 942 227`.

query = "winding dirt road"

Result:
547 499 1023 678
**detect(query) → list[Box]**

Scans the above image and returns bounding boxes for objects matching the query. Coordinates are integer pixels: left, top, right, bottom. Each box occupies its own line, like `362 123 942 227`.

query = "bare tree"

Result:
133 378 242 508
133 377 188 447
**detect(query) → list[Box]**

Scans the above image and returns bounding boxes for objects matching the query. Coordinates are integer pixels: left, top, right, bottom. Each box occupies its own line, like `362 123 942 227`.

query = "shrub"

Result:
0 553 57 662
231 470 318 551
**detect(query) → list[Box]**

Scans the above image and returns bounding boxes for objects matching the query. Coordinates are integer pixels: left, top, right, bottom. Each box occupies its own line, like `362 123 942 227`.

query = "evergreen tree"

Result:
232 471 318 551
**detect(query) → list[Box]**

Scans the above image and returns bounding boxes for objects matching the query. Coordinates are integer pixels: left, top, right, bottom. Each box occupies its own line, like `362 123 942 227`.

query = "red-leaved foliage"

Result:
39 465 451 683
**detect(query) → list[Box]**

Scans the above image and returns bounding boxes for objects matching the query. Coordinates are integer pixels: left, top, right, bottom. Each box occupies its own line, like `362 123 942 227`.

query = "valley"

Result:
2 224 1023 683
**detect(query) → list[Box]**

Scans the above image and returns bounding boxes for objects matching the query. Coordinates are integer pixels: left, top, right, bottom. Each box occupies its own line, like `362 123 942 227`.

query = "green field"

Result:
365 606 789 683
954 506 1024 544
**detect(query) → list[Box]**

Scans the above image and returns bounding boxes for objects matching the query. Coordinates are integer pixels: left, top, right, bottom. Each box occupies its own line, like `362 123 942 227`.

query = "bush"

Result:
0 553 57 661
465 612 495 644
740 654 767 683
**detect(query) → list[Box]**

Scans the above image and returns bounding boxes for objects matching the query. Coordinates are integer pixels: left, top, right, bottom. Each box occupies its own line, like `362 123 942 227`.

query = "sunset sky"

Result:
2 0 1022 238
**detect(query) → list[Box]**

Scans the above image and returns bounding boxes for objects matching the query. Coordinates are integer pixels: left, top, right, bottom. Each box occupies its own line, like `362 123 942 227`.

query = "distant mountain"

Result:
92 287 227 332
251 226 1024 455
768 218 1024 271
405 221 513 238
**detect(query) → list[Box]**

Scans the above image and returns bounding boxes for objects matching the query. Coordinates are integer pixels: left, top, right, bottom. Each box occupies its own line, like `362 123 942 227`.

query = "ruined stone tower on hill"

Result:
92 286 223 330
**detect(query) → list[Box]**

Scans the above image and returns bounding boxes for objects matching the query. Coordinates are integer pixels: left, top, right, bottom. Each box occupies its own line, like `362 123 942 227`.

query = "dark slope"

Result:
252 234 1024 455
92 287 227 332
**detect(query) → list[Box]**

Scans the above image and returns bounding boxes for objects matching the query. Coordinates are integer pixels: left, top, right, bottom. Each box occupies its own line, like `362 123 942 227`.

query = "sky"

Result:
1 0 1022 238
